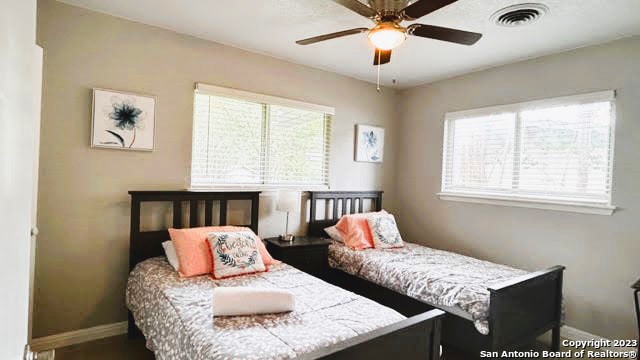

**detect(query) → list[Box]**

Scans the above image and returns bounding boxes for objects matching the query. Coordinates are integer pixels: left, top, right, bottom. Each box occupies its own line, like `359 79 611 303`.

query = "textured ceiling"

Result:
57 0 640 88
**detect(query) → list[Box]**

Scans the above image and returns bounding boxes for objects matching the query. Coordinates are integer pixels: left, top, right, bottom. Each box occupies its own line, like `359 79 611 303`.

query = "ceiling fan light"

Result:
368 23 406 50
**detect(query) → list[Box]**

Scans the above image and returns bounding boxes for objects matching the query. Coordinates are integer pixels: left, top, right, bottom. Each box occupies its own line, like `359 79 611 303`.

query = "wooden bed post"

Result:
128 196 141 338
551 326 561 351
551 268 564 351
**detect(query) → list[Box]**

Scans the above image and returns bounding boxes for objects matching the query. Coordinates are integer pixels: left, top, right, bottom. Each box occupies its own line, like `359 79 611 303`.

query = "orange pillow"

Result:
169 226 277 277
335 210 387 250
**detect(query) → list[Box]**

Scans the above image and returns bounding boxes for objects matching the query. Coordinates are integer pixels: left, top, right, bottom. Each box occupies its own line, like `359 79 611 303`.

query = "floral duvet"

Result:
126 257 405 360
328 242 528 335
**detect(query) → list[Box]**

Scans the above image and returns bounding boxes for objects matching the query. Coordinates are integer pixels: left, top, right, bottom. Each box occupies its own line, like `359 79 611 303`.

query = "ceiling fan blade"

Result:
332 0 377 18
408 24 482 45
296 28 368 45
401 0 458 20
373 49 392 66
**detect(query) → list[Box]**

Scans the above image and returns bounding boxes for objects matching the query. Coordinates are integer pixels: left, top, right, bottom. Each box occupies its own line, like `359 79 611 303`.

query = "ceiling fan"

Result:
296 0 482 66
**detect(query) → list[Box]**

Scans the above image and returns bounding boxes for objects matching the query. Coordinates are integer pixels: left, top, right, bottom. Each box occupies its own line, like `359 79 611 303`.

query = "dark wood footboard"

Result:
488 265 565 351
130 308 444 359
327 266 565 356
301 309 444 360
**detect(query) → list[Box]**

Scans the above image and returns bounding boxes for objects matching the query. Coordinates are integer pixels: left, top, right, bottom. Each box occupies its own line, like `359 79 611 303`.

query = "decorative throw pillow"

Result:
169 226 277 278
324 225 344 243
335 210 387 250
208 231 266 279
367 213 404 249
161 240 180 271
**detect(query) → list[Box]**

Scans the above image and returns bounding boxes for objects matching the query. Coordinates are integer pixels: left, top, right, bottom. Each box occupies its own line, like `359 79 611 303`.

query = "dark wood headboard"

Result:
307 191 383 237
128 191 260 270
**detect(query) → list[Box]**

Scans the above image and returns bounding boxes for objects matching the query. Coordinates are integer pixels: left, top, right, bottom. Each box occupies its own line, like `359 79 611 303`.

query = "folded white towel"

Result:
212 287 295 316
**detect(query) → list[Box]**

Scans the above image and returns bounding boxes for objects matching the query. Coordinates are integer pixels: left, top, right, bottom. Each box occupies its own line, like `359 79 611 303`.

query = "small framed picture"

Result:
91 88 156 151
355 124 384 163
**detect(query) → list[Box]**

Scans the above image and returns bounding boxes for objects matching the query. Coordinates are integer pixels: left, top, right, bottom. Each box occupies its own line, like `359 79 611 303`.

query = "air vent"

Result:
491 3 548 27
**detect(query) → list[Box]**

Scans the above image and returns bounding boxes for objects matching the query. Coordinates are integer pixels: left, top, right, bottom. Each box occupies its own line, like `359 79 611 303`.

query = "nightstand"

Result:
264 236 331 279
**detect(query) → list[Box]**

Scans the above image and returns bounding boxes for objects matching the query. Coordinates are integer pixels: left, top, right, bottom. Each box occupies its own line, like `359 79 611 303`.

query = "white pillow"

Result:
324 225 344 243
367 213 404 249
212 287 295 316
208 231 266 279
162 241 180 271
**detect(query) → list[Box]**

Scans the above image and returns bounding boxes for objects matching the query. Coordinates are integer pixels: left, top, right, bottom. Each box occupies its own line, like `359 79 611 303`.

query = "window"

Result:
440 91 616 215
190 84 333 189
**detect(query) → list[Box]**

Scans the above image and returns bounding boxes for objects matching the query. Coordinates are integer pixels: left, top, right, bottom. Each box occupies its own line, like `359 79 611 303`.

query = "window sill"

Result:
437 192 616 215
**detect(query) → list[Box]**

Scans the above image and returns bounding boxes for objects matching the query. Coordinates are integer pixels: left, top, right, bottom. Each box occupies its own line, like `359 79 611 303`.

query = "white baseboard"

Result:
561 325 636 353
29 321 127 352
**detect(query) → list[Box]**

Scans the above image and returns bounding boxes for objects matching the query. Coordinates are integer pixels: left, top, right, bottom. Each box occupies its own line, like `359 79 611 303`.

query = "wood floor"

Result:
50 334 621 360
53 335 154 360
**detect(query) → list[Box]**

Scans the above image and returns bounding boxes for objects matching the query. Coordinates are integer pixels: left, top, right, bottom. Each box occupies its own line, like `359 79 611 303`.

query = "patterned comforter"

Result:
328 242 528 335
126 257 405 360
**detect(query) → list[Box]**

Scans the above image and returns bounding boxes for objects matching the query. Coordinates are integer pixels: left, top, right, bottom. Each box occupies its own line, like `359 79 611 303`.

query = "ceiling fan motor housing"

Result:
367 0 413 13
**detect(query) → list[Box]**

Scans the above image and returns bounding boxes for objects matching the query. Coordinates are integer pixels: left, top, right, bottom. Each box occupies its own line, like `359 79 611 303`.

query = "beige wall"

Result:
396 36 640 340
34 0 398 337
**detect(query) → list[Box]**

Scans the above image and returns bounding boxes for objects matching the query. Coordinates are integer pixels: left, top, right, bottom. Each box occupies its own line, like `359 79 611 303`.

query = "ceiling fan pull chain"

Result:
376 49 382 93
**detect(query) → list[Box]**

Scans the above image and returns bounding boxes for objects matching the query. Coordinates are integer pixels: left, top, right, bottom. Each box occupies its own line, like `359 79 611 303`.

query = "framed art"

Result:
355 124 384 163
91 88 156 151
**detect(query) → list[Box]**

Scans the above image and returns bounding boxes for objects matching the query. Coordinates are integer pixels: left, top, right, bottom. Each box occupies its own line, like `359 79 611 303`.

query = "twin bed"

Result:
126 191 443 360
126 190 564 359
307 191 565 354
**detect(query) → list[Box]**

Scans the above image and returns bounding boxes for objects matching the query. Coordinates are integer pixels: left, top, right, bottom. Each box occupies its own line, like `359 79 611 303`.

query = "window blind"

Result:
442 91 615 205
190 85 332 189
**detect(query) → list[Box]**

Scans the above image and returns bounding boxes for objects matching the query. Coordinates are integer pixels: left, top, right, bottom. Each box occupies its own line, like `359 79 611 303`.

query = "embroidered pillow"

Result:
169 226 277 277
335 210 387 250
367 213 404 249
208 231 266 279
324 225 344 243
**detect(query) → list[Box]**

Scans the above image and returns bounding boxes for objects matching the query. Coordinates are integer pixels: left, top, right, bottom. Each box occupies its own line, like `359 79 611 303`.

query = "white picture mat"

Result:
355 124 385 163
91 88 156 151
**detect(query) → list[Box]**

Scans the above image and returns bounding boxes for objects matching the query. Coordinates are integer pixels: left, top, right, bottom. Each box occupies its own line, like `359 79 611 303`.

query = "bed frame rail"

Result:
302 310 444 360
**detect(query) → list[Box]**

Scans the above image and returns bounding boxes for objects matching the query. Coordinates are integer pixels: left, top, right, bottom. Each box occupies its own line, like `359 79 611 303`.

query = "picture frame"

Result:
91 88 156 151
355 124 384 163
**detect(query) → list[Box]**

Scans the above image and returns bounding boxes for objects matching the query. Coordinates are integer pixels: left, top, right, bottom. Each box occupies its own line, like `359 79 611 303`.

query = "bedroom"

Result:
1 0 639 359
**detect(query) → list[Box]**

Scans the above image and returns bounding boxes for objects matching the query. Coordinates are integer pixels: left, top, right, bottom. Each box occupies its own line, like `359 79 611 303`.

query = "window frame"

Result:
439 90 617 215
190 83 334 190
